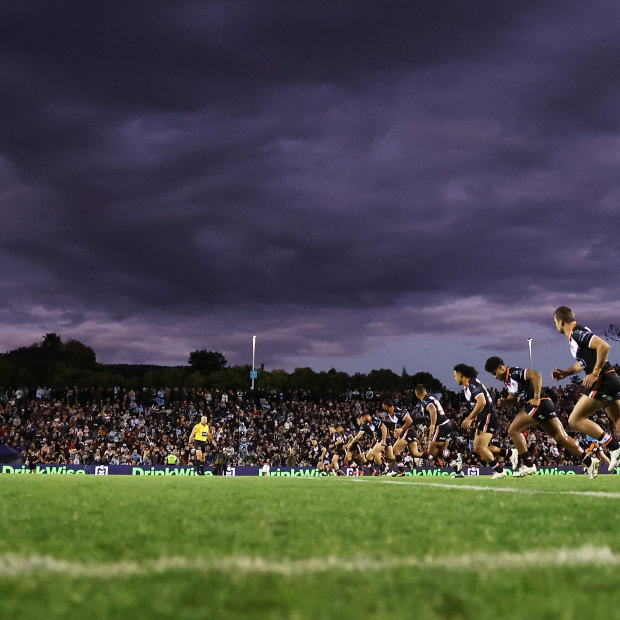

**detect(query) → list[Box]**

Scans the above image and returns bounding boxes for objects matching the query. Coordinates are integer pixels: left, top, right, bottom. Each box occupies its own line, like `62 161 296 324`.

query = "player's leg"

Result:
407 441 424 460
428 438 449 461
568 395 607 437
371 442 384 465
540 418 583 459
540 417 597 477
382 442 397 474
195 447 204 475
367 442 383 475
570 396 620 469
604 400 620 470
508 412 537 476
473 431 494 463
439 438 451 462
331 453 344 475
392 437 407 456
474 431 506 478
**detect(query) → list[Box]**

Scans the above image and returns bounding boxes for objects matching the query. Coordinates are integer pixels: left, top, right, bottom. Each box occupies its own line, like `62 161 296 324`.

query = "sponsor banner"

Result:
0 464 613 476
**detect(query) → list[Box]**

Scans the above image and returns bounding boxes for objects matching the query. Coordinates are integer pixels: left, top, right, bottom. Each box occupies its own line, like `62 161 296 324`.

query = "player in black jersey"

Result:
326 425 347 475
454 363 507 478
363 413 388 474
381 400 424 474
346 412 387 474
552 306 620 471
344 412 371 468
414 385 455 466
485 356 598 478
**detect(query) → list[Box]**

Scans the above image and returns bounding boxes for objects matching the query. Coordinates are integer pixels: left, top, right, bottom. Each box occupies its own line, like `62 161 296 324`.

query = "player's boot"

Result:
608 447 620 473
587 457 600 479
514 464 537 478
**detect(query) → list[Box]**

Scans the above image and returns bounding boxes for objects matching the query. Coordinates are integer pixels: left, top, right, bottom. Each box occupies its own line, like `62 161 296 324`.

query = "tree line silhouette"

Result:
0 333 443 393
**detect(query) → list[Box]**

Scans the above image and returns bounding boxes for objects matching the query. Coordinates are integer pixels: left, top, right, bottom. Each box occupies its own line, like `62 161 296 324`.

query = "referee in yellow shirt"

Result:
189 415 216 475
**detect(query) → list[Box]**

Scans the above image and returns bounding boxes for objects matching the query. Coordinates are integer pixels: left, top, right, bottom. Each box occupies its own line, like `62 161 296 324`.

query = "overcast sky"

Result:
1 1 620 387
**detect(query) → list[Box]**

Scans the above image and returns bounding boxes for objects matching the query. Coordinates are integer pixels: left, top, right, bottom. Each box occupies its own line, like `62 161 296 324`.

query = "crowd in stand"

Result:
0 382 614 471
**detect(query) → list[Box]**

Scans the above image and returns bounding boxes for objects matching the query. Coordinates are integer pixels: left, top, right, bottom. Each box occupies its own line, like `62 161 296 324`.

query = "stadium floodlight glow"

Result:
527 338 533 369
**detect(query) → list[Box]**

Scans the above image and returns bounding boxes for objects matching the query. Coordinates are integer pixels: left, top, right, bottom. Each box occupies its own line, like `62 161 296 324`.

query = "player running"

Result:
454 363 507 479
552 306 620 472
484 356 598 478
381 399 425 472
346 411 386 474
414 384 455 466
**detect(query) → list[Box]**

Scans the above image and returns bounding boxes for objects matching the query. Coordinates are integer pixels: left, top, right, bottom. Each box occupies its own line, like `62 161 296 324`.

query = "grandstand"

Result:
0 382 616 475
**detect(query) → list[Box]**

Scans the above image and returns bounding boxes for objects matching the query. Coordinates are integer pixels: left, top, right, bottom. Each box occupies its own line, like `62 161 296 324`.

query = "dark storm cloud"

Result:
1 0 620 379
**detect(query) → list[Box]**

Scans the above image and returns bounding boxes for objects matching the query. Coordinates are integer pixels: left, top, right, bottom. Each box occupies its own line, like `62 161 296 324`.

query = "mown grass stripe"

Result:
350 477 620 498
0 546 617 579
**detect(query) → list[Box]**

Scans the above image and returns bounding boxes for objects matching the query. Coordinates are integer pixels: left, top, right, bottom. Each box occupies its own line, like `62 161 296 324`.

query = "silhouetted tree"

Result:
64 339 97 366
42 332 63 350
188 349 228 374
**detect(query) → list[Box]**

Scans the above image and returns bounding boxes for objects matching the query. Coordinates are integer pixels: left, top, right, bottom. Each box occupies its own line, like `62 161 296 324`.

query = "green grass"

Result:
1 475 620 619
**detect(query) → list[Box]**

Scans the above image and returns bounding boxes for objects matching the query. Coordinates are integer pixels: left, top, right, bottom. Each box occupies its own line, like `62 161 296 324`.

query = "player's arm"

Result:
462 393 485 429
188 424 198 442
552 361 585 381
408 440 424 458
583 335 611 388
524 369 542 406
497 392 518 408
380 422 388 444
396 413 413 437
427 404 437 440
346 430 364 449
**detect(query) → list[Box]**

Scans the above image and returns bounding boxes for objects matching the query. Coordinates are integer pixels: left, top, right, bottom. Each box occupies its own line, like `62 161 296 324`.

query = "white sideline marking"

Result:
0 546 617 579
349 478 620 499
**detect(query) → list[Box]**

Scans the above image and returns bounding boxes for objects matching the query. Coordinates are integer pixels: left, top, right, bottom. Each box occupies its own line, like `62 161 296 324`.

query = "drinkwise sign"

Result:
0 464 604 476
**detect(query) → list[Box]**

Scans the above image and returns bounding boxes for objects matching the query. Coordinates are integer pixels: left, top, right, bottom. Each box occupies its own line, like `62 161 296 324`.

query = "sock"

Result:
523 451 533 468
600 433 620 451
582 453 592 467
490 459 503 472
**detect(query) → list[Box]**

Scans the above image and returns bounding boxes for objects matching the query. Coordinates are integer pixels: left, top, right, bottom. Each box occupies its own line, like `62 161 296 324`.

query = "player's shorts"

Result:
193 440 207 453
430 420 454 442
476 411 499 434
587 370 620 403
371 438 387 450
524 397 558 422
401 428 419 444
347 442 364 456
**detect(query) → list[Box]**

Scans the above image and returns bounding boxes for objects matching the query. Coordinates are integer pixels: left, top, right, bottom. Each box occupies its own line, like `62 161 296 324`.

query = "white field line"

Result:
0 546 618 579
348 477 620 499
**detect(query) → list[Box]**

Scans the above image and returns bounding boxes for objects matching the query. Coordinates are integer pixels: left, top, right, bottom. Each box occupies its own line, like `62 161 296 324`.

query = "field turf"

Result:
1 474 620 620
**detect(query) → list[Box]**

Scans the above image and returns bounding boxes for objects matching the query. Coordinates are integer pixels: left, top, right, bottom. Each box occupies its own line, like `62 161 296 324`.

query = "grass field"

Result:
1 475 620 620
